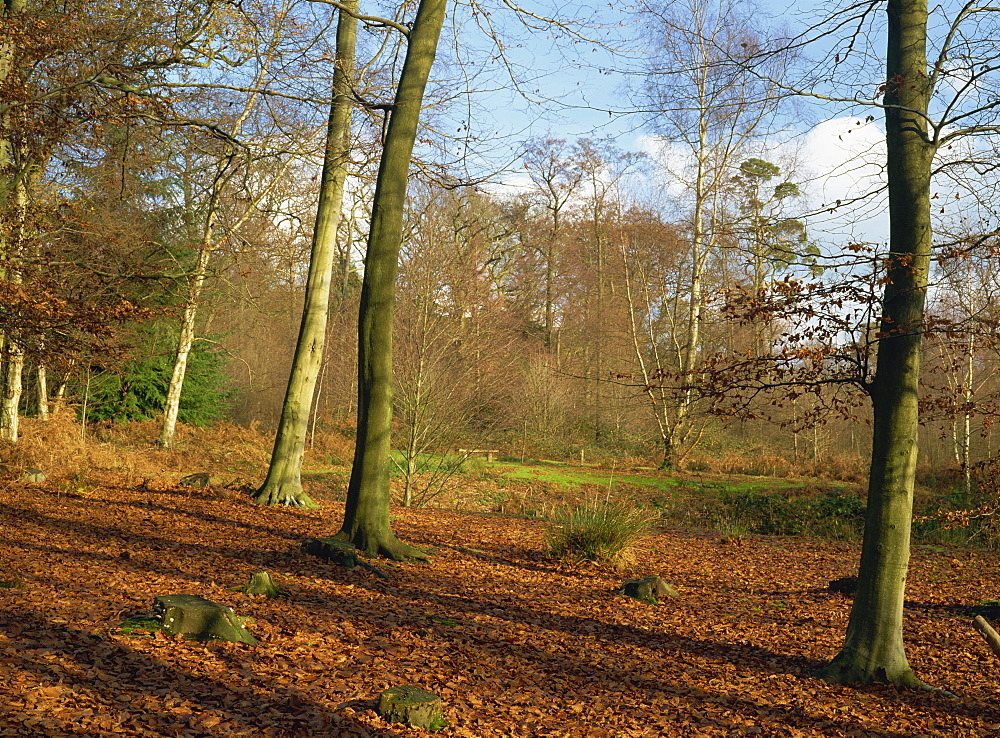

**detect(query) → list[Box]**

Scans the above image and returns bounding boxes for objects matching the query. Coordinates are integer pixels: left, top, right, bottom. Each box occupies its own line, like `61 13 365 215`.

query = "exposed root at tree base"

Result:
336 531 429 562
813 661 953 696
252 484 319 509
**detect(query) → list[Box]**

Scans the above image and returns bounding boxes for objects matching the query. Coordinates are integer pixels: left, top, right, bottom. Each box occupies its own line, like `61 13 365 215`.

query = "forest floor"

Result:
3 471 1000 737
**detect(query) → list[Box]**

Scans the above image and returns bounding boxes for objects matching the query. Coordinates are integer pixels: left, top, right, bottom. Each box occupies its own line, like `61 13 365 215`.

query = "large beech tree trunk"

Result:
254 0 358 508
338 0 447 558
815 0 934 687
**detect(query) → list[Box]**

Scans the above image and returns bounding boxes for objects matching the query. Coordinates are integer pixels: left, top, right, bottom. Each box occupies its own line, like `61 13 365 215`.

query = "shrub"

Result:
686 458 712 472
720 490 802 535
79 321 233 425
544 497 652 568
718 453 793 478
811 489 867 539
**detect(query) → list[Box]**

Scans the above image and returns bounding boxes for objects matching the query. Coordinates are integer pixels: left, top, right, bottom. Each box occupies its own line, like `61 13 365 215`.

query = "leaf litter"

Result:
2 480 1000 736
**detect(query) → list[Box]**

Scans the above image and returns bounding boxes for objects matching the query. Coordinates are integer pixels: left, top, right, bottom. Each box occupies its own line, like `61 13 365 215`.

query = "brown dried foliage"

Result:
3 479 1000 735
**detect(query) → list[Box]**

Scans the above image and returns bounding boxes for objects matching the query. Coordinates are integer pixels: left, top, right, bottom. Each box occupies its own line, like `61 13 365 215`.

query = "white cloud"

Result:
798 117 889 246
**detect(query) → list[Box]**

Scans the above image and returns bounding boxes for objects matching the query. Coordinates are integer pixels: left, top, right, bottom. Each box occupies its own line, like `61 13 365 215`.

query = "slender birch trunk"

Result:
36 364 47 419
0 342 23 440
158 208 216 448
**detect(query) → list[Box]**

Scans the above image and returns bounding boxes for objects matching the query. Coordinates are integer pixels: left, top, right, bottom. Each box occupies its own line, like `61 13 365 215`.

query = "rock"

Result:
377 685 446 730
230 570 287 598
152 595 258 644
302 537 358 568
828 575 858 595
21 468 46 484
179 472 211 488
620 576 679 603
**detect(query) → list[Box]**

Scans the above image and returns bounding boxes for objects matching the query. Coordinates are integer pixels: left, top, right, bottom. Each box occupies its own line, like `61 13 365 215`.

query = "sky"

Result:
435 0 898 250
417 0 1000 260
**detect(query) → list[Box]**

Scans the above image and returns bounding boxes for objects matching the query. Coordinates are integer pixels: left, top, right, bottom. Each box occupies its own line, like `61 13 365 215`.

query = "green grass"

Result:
544 497 653 568
493 459 813 497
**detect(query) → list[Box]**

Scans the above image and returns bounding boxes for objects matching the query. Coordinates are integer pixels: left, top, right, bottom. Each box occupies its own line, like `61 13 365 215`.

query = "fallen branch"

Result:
973 615 1000 658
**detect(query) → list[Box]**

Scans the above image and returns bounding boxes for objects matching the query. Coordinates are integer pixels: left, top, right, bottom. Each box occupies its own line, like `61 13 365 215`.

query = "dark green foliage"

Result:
911 486 1000 547
720 490 802 535
80 321 232 425
719 488 866 539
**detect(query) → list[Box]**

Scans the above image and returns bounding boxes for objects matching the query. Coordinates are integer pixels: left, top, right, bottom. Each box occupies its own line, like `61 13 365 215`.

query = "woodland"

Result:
5 0 1000 734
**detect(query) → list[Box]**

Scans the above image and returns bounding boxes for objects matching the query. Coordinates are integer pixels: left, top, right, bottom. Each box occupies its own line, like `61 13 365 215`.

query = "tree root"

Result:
253 483 319 508
335 530 429 562
813 661 956 697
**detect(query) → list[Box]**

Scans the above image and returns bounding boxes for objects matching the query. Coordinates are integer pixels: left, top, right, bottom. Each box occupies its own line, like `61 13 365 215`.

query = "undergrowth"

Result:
544 496 652 569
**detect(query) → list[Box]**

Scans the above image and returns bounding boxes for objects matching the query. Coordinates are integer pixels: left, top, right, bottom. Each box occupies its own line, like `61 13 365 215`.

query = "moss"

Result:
120 617 163 638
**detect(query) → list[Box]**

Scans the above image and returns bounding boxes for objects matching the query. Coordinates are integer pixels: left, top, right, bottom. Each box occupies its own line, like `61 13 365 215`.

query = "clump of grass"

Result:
716 514 751 544
544 497 652 568
120 616 163 638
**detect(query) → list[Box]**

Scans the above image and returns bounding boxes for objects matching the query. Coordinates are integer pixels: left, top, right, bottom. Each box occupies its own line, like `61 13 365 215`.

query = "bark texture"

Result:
338 0 446 559
815 0 933 687
255 1 358 508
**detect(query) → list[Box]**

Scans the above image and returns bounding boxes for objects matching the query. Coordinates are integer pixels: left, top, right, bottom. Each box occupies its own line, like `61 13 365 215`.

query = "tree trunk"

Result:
158 234 212 449
0 340 23 441
36 363 48 420
815 0 933 688
254 0 357 508
338 0 447 559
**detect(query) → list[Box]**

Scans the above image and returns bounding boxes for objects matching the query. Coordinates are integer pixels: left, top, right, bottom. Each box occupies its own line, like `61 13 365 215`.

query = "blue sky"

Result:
425 0 999 254
439 0 894 247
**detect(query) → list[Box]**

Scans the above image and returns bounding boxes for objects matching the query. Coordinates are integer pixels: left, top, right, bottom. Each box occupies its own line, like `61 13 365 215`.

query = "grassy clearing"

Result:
7 415 996 549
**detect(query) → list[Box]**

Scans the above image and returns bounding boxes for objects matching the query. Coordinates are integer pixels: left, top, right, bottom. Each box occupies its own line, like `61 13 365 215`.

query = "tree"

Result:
393 184 517 507
0 0 247 441
337 0 448 559
729 158 813 293
799 0 1000 687
617 207 710 468
158 0 309 450
569 139 644 444
521 137 584 352
254 0 358 507
638 0 792 468
813 0 934 687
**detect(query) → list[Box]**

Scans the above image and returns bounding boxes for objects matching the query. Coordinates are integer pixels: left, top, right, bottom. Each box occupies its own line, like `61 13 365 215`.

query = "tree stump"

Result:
302 537 358 568
620 576 679 603
21 468 46 484
231 571 287 598
377 685 446 730
152 595 258 644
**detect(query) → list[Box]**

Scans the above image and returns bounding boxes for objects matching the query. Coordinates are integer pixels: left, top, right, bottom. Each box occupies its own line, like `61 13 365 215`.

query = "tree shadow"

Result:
0 611 402 737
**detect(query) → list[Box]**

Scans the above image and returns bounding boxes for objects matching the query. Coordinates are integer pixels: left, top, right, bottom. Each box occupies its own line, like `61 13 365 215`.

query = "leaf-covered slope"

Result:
1 482 999 736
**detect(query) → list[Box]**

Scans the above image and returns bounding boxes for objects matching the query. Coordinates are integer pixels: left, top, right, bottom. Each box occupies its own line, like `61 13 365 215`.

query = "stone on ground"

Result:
377 685 446 730
152 594 258 644
620 576 679 602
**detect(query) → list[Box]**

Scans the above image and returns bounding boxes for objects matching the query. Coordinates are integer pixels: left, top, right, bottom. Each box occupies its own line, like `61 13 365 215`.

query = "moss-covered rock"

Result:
152 595 258 644
619 576 679 603
377 685 446 730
